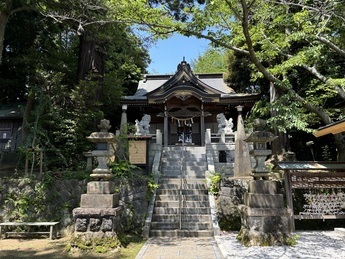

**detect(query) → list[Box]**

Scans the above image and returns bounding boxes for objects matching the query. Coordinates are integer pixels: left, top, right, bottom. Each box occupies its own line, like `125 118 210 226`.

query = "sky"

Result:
147 34 210 74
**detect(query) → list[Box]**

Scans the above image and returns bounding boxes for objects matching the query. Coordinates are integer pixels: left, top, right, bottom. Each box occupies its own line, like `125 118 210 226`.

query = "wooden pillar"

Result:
164 106 168 147
200 103 205 146
284 170 295 232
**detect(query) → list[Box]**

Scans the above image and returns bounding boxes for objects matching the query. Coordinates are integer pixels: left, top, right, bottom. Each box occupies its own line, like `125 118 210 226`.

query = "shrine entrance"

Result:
177 122 192 144
164 105 210 146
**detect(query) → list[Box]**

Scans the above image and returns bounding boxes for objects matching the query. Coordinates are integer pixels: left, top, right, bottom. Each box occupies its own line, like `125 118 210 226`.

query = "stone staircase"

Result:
149 146 214 237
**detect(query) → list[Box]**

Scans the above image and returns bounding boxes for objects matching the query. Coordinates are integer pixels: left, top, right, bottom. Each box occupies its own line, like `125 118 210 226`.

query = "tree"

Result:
191 48 228 73
0 0 149 169
108 0 345 160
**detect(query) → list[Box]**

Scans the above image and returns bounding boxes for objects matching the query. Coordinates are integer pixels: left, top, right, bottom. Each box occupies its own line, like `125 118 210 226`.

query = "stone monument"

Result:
237 119 293 246
73 119 122 240
233 106 251 177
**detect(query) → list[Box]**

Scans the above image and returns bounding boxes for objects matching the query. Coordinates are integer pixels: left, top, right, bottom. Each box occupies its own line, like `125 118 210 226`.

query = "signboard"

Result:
129 140 147 165
289 172 345 189
282 165 345 226
273 161 345 171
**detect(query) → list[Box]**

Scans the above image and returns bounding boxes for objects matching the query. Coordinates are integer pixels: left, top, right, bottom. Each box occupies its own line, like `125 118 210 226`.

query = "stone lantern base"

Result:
237 180 293 246
72 181 123 239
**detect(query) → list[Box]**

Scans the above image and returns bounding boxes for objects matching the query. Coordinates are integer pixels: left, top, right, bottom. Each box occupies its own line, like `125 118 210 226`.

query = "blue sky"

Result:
147 34 210 74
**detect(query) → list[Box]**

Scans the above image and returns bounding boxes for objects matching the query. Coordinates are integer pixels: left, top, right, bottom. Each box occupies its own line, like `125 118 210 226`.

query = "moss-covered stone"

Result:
69 234 121 253
237 227 298 246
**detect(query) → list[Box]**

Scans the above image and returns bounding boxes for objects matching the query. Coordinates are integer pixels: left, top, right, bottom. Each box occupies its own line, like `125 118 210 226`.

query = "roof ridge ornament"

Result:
177 60 191 72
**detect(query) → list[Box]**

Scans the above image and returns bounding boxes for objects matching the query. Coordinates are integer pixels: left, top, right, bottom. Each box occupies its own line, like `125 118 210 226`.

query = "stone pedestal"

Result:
73 207 122 237
73 181 123 238
237 180 292 246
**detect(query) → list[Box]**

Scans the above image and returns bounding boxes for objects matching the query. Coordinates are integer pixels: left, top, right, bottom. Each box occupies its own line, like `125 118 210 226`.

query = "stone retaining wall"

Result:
0 177 148 235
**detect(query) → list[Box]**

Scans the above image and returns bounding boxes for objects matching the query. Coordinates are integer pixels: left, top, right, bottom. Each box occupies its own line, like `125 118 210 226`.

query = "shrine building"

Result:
120 60 260 146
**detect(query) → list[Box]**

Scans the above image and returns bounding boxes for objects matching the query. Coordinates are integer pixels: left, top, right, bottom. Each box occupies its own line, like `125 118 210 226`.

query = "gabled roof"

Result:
121 61 259 105
147 61 230 96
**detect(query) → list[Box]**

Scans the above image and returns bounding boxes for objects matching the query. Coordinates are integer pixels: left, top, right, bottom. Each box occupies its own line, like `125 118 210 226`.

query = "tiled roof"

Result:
0 103 24 119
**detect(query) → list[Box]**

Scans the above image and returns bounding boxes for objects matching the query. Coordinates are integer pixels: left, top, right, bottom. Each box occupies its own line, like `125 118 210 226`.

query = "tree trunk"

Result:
334 134 345 161
0 11 9 65
270 81 286 158
77 32 105 79
21 90 35 144
77 32 105 101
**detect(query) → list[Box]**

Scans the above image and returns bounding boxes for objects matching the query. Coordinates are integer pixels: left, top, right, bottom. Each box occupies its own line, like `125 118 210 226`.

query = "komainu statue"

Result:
135 114 151 135
216 113 233 135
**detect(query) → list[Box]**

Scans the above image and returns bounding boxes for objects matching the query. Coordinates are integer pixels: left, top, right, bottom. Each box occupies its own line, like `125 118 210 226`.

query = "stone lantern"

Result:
238 119 292 246
86 119 115 180
73 119 122 240
244 119 277 179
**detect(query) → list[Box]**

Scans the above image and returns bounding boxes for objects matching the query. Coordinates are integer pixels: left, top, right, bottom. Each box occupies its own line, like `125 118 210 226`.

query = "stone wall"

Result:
206 143 235 177
115 178 149 233
0 177 148 235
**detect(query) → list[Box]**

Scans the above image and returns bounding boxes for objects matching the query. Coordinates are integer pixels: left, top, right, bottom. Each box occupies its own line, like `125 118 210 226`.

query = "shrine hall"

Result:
120 60 260 146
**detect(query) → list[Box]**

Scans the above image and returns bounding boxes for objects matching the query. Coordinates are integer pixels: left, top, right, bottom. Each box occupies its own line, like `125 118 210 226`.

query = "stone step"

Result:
151 146 211 238
150 222 178 229
161 169 207 175
154 201 210 207
149 229 214 238
152 214 211 222
153 207 211 214
161 170 207 176
150 222 212 230
156 194 209 201
161 163 207 169
162 151 206 156
162 159 206 164
163 147 206 152
156 189 208 195
158 183 207 189
163 153 206 158
162 171 205 178
158 178 207 184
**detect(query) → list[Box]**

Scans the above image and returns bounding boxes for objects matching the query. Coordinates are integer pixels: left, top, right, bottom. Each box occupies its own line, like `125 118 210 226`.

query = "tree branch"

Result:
316 36 345 58
240 0 334 124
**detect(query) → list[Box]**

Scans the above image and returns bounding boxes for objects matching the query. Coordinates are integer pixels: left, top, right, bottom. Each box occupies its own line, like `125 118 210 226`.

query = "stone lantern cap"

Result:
87 119 115 143
244 118 277 144
244 131 277 144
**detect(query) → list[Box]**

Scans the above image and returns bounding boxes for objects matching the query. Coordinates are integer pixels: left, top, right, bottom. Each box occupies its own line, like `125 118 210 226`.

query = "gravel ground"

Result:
216 230 345 259
0 231 344 258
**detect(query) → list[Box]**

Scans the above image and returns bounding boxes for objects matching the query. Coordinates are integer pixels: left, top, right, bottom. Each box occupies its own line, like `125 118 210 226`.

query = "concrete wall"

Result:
206 143 235 177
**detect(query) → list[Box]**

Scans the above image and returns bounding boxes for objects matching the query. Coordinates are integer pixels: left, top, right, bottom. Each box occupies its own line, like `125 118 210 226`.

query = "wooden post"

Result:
284 170 295 232
164 108 168 147
200 108 205 146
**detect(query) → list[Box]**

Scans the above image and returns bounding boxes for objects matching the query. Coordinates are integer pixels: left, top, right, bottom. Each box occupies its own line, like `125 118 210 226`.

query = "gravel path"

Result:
216 230 345 259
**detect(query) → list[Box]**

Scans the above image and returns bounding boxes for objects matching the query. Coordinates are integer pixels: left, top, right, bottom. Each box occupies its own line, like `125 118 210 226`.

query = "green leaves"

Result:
191 48 227 73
